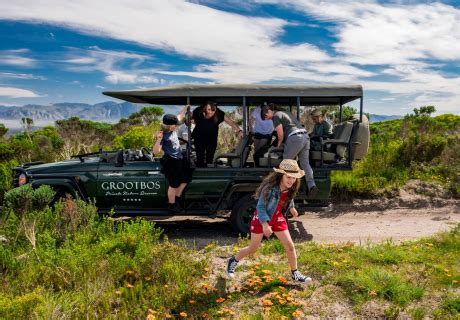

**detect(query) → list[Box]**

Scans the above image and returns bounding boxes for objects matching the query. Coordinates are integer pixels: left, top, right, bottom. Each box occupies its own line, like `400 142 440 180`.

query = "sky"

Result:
0 0 459 116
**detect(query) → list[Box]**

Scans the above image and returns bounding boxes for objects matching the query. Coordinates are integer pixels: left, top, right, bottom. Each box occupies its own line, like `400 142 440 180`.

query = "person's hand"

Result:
290 207 298 218
262 223 273 238
155 131 163 140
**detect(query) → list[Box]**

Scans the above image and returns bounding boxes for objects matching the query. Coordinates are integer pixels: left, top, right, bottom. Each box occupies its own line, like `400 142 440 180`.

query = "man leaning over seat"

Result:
261 103 318 196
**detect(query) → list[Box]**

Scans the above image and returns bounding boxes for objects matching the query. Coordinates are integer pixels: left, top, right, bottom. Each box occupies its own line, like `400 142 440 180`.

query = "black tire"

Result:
230 194 257 236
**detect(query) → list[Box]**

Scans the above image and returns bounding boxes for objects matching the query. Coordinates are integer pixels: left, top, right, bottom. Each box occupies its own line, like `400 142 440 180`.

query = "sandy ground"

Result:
152 199 459 249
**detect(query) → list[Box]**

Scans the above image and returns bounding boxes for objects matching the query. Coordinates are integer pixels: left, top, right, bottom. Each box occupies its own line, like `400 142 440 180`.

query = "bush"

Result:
0 159 19 203
3 184 55 218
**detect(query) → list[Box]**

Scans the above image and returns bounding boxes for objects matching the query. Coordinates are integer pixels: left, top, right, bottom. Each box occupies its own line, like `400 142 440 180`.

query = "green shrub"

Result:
4 184 55 217
0 159 19 203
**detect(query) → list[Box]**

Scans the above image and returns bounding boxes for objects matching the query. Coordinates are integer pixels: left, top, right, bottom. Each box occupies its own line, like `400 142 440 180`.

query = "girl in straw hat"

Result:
227 159 312 283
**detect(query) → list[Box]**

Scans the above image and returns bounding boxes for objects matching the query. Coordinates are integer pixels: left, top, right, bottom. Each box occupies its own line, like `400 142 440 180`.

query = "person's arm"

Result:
224 114 243 136
290 207 299 218
152 131 163 155
177 105 189 123
249 115 256 133
275 124 284 147
256 196 273 238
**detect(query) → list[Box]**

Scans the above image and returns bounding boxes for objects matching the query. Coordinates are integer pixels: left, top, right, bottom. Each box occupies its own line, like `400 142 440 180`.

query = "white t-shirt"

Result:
251 107 274 135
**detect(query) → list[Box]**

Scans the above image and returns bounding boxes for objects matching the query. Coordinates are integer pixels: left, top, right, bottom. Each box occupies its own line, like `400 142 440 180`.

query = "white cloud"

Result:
1 0 459 113
61 46 162 84
0 87 41 98
0 72 46 80
0 49 36 67
0 0 369 83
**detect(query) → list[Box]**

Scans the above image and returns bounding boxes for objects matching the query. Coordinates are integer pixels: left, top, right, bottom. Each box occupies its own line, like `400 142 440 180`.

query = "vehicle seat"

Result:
258 146 284 167
214 134 252 167
310 121 354 162
350 114 370 160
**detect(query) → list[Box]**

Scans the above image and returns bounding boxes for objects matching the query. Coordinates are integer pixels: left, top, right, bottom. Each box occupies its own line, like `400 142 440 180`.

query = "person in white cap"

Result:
226 159 312 283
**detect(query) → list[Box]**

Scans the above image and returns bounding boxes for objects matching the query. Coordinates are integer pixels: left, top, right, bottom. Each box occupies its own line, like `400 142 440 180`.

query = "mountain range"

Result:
0 102 401 130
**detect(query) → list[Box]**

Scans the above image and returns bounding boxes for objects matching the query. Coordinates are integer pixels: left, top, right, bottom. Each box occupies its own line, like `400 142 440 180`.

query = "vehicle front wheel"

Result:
230 195 257 236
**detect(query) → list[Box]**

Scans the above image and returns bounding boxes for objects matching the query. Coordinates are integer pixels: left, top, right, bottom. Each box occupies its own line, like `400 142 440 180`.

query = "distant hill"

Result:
0 101 146 125
369 114 402 123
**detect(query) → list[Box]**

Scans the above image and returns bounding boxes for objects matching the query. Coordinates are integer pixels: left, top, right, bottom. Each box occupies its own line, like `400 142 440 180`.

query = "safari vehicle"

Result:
12 84 369 235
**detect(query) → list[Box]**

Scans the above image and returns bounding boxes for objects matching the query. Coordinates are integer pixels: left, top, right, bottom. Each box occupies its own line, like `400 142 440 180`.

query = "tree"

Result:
0 123 8 140
21 117 34 142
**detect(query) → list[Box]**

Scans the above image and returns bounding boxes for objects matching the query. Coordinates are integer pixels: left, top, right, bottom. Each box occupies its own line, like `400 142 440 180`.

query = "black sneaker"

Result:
291 270 312 283
167 202 182 214
227 256 239 278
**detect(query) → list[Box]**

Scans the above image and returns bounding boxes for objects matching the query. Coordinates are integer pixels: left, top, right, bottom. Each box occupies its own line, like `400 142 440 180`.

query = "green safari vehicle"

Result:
12 84 369 235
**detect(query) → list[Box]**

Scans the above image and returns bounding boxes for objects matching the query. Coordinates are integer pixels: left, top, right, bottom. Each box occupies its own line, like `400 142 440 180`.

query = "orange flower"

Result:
180 311 188 318
452 280 458 284
189 299 196 304
262 269 272 275
147 314 155 320
292 310 303 318
125 270 135 275
202 283 209 289
278 298 287 305
126 283 134 288
164 284 169 288
216 297 225 303
369 290 377 297
148 309 156 314
262 299 273 306
278 276 288 283
164 314 172 319
193 290 199 294
144 276 152 281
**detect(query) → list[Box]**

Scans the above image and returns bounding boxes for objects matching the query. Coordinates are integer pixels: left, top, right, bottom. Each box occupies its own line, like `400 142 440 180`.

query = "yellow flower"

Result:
164 284 169 288
262 269 272 275
115 290 122 295
216 297 225 303
452 280 458 285
179 311 188 317
369 290 377 297
147 314 156 320
126 283 134 289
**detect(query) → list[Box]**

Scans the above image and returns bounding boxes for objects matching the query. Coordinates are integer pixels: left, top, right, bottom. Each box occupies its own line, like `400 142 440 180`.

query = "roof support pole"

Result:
186 96 191 161
242 96 247 136
296 96 301 121
339 97 343 123
359 96 363 122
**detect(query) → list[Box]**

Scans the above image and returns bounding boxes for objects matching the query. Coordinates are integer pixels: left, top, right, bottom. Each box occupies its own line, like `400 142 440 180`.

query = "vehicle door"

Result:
96 159 166 210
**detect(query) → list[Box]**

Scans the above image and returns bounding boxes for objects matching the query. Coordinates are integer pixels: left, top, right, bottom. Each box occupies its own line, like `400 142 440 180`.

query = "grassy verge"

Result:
1 192 459 318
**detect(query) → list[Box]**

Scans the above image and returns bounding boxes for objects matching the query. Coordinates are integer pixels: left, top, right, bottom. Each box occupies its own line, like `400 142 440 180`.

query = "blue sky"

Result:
0 0 459 115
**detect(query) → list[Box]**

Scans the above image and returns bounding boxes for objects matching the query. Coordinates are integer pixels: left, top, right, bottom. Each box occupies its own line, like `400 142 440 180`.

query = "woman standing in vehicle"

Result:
226 159 312 283
192 101 243 167
250 102 274 166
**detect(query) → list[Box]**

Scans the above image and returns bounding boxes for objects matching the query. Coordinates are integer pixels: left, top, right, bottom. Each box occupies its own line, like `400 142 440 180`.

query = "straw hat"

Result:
311 109 322 117
273 159 305 178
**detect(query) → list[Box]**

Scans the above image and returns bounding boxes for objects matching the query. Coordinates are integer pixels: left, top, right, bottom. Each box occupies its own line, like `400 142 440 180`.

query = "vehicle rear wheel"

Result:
230 194 257 236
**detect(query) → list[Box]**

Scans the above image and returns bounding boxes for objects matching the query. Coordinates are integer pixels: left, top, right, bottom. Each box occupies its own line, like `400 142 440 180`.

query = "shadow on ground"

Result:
149 217 314 250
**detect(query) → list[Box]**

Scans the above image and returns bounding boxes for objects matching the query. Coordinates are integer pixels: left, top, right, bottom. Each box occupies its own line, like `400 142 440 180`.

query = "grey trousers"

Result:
283 133 316 188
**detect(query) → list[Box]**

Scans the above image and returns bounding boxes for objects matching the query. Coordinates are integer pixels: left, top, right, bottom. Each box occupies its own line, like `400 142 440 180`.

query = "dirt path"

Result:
154 200 459 249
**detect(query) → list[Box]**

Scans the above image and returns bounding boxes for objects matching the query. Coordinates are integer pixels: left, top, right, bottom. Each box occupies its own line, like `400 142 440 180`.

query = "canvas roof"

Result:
103 84 363 106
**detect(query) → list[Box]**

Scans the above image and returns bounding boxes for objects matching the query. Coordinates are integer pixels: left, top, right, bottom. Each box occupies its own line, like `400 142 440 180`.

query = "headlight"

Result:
18 173 27 186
